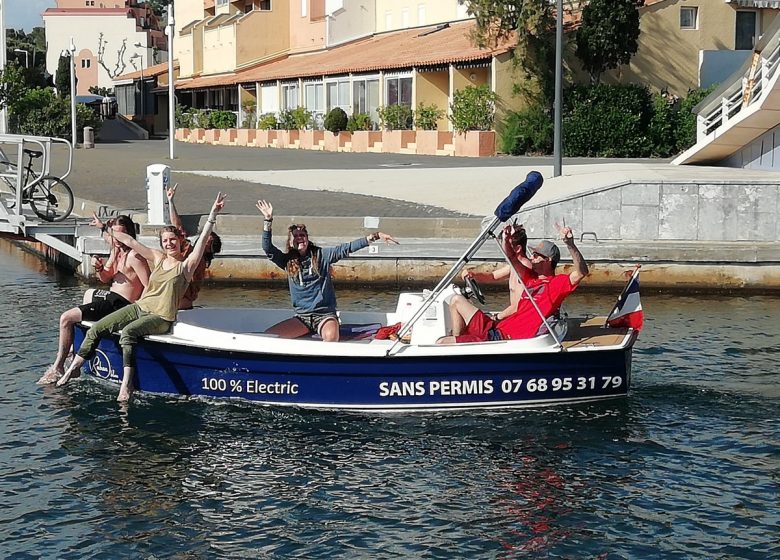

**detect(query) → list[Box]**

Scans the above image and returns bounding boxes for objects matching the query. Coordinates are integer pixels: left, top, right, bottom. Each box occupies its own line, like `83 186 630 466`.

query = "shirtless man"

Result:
38 214 150 384
460 224 533 321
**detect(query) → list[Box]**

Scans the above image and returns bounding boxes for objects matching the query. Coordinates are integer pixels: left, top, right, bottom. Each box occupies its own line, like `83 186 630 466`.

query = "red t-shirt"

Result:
496 274 576 339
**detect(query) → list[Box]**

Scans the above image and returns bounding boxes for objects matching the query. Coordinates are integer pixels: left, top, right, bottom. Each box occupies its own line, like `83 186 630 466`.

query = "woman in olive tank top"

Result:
57 192 226 402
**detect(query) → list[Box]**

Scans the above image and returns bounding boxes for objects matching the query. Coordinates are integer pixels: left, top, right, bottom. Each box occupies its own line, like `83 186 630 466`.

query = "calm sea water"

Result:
1 241 778 559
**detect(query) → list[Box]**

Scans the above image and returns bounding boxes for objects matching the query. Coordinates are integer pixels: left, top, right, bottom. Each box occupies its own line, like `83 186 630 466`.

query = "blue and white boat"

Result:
71 172 640 411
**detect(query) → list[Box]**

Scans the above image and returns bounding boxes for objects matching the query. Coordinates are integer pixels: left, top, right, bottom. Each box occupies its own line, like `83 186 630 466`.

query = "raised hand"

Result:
166 183 178 202
256 199 273 220
555 220 574 242
377 232 399 245
211 192 227 215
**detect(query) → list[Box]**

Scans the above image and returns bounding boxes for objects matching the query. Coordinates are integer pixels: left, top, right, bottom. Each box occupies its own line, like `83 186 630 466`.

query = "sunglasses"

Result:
532 251 550 260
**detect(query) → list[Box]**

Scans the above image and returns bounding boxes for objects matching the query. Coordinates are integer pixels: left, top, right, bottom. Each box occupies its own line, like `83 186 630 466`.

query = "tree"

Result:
460 0 577 104
55 55 72 97
575 0 643 85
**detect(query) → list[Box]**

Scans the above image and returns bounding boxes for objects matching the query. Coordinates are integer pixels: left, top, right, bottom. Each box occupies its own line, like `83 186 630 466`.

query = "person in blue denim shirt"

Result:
257 199 397 341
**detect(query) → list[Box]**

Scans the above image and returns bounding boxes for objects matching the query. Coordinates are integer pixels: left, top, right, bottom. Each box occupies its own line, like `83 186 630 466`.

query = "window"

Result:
244 1 253 13
259 0 271 10
385 11 392 30
353 78 379 123
301 0 307 18
680 6 697 30
418 4 425 26
281 83 298 110
81 59 91 68
304 82 324 124
402 7 409 28
385 76 412 106
326 78 350 113
736 11 758 50
216 0 228 5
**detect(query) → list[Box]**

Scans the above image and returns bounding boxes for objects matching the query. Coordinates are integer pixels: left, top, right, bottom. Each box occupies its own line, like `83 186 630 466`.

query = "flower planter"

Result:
324 131 351 152
381 130 416 153
415 130 453 156
175 128 190 142
453 130 496 157
204 128 221 145
277 130 300 149
351 131 382 153
189 128 205 144
219 128 237 146
236 128 257 147
256 129 276 147
299 130 325 151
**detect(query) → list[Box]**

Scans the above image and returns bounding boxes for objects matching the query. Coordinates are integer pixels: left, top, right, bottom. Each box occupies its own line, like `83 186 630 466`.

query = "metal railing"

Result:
696 22 780 142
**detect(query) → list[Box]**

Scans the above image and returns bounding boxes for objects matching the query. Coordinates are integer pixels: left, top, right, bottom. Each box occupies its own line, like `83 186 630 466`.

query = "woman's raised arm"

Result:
184 192 226 280
109 229 161 265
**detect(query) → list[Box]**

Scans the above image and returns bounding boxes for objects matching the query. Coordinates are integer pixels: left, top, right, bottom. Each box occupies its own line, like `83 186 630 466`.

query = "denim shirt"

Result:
262 229 369 314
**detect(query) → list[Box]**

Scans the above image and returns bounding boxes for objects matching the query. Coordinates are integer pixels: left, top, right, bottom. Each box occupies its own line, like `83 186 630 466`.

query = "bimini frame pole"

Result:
386 171 545 356
490 234 564 350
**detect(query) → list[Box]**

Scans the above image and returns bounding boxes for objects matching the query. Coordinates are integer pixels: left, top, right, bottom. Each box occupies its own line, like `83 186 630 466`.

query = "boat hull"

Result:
74 325 633 411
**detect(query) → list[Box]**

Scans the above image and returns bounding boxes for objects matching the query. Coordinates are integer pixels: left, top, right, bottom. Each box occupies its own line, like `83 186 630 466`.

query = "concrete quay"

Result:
34 140 780 291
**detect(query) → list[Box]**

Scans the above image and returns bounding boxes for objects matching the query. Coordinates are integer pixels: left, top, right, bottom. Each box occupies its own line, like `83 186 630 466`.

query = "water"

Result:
1 241 778 559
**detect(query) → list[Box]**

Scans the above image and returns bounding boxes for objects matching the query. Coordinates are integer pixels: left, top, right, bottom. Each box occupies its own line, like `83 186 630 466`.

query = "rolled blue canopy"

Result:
493 171 543 222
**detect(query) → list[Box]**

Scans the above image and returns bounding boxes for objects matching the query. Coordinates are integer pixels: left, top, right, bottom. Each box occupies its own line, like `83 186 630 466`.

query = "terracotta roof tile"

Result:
115 60 180 81
178 19 513 90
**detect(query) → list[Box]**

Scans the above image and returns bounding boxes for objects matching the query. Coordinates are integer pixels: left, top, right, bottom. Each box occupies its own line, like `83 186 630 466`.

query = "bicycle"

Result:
0 148 74 222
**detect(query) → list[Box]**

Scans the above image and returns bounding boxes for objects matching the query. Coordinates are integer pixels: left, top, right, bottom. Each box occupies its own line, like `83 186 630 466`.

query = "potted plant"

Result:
237 101 257 146
256 113 278 147
413 102 450 156
210 110 237 146
378 104 415 153
323 107 350 152
449 85 498 157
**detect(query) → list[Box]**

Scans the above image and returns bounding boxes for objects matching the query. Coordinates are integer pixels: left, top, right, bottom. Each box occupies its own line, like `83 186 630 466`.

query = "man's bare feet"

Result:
37 365 64 385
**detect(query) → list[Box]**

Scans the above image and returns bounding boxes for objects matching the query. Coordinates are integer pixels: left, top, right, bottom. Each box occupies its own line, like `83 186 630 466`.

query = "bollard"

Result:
83 126 95 149
146 164 170 225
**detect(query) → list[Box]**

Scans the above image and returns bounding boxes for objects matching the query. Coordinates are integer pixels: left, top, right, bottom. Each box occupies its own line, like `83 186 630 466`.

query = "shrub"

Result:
377 104 413 130
241 101 257 128
347 112 373 132
676 84 717 151
449 85 498 133
191 108 210 129
647 93 679 157
209 110 236 130
499 104 553 155
175 104 193 128
8 88 101 141
278 107 312 130
257 112 278 130
324 107 348 133
414 102 444 130
562 83 653 157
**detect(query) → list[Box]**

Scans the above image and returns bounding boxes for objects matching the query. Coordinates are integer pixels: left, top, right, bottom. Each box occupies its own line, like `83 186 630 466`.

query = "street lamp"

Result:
13 48 29 68
167 2 176 159
130 53 145 119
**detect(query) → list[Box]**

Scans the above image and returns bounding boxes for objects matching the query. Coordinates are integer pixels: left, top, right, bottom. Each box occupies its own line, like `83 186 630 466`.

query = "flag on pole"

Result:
606 267 644 331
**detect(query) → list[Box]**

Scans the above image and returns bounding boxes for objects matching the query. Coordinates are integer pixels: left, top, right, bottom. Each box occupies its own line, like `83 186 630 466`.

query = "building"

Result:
43 0 168 96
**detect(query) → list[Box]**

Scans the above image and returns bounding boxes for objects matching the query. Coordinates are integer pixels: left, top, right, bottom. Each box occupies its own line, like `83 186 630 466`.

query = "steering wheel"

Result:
464 276 486 305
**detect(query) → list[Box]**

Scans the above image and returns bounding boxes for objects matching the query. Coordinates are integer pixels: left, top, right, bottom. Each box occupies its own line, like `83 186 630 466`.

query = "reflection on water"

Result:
1 241 778 558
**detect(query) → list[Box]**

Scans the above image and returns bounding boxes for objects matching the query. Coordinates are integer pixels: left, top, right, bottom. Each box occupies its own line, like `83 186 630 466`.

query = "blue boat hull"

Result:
74 325 633 410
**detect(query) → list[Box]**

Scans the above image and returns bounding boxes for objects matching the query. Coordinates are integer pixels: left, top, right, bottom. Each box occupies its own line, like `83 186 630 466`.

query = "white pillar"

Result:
167 2 176 159
0 1 8 134
69 38 77 147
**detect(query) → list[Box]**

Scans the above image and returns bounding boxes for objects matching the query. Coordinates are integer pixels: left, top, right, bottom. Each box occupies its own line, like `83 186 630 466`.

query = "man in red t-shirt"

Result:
437 223 589 344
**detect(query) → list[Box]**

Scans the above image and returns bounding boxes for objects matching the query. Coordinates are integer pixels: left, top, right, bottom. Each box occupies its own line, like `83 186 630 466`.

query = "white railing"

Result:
696 21 780 142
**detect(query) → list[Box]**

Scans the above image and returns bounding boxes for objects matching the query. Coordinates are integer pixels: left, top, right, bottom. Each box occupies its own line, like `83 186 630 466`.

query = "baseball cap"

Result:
533 240 560 268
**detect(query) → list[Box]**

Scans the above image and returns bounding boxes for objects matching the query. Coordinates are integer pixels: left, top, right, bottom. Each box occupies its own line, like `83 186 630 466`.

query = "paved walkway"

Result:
53 139 780 223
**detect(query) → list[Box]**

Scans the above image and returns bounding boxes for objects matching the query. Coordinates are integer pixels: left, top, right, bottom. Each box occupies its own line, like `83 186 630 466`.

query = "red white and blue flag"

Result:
606 267 644 332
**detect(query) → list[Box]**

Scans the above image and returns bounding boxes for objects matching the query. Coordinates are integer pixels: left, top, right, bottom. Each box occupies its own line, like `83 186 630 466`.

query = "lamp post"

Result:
130 53 145 120
63 38 77 147
13 48 29 68
167 2 176 160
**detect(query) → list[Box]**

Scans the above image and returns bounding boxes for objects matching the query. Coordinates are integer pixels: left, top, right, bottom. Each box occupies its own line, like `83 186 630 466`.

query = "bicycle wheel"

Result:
0 161 18 210
28 176 74 222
